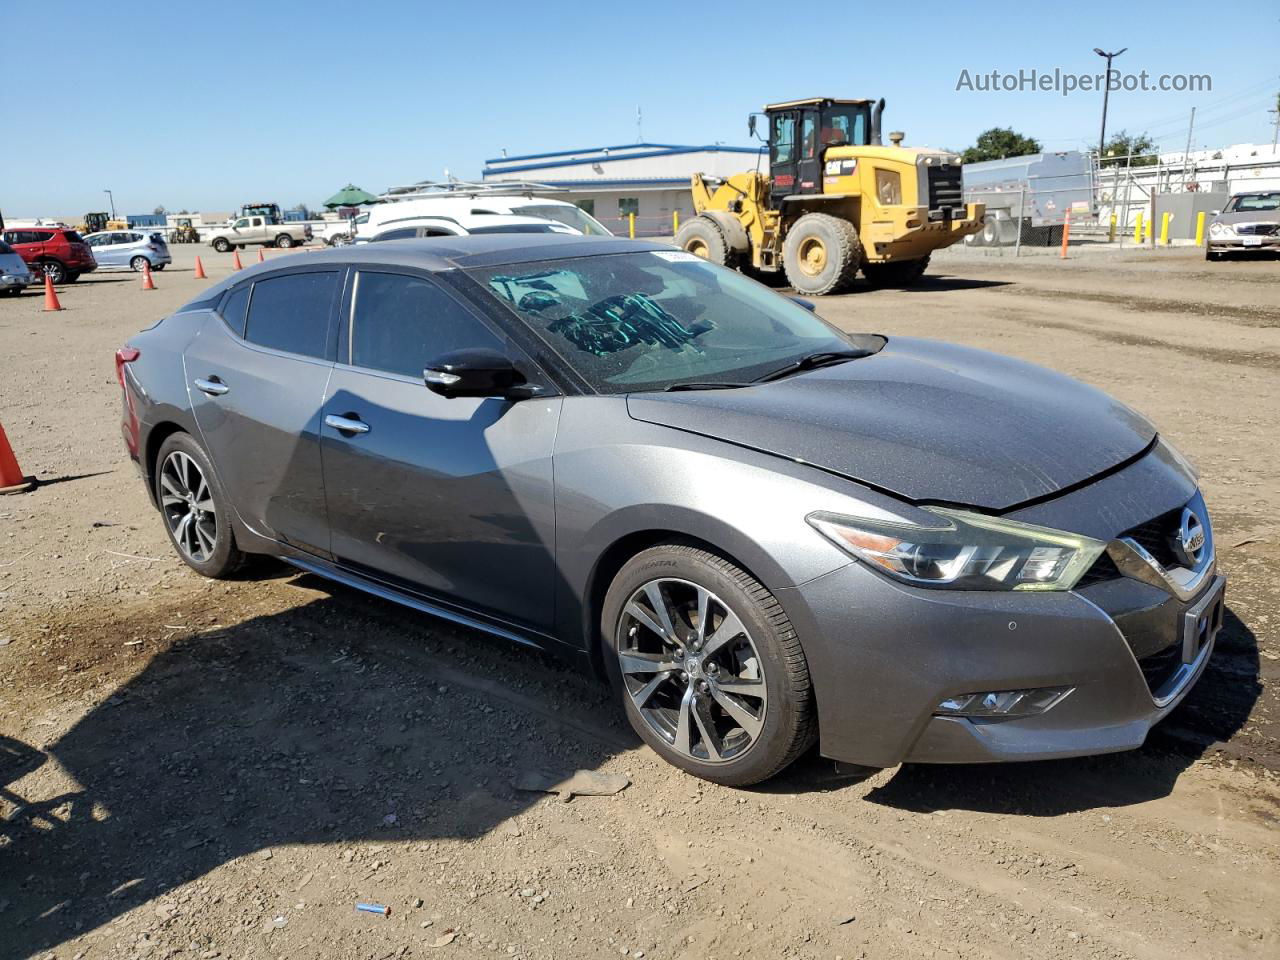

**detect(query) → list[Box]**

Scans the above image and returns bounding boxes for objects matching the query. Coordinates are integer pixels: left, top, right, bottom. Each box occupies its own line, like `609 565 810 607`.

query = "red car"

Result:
0 227 97 283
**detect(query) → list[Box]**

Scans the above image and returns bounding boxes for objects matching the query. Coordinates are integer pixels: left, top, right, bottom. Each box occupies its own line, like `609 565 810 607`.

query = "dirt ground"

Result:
0 244 1276 960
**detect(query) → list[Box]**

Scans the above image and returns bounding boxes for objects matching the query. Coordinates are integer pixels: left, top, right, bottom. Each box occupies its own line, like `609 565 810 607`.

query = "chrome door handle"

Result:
194 377 229 396
324 414 370 435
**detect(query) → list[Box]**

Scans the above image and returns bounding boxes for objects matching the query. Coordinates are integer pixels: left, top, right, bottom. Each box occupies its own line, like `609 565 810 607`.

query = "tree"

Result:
1101 130 1157 166
961 128 1042 164
153 205 167 216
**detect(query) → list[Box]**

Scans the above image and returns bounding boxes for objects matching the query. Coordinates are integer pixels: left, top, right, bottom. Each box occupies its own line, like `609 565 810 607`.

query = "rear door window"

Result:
219 284 252 337
244 271 340 359
349 271 505 378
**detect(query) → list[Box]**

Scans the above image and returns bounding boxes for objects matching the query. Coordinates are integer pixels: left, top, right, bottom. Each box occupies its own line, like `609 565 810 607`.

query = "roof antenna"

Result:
636 105 643 143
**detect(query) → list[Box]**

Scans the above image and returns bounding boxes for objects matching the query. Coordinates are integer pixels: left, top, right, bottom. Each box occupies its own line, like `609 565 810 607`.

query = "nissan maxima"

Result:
116 236 1224 785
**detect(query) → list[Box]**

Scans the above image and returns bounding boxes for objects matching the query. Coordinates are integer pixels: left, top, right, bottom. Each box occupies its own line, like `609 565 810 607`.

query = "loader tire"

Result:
782 213 861 295
861 255 930 289
675 216 733 267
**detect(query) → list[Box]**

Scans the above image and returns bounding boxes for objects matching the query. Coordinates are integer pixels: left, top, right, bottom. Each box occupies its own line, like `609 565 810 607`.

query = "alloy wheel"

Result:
159 450 217 563
616 578 768 763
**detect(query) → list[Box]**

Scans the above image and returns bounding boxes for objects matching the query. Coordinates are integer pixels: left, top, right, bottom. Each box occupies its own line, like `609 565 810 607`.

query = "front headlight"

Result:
876 169 902 205
807 508 1106 591
1209 222 1231 236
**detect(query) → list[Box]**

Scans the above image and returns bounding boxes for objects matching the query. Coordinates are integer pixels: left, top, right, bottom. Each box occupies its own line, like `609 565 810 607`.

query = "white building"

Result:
482 142 766 236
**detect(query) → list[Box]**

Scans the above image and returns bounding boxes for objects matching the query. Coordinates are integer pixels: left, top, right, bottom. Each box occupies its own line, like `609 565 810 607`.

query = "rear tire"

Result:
861 255 930 289
675 216 733 267
782 213 861 295
41 260 67 284
155 433 246 579
130 255 148 272
275 234 295 249
602 543 816 786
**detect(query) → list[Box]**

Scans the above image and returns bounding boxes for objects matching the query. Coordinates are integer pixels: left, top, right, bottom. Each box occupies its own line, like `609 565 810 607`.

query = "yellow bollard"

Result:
628 213 636 239
672 210 679 234
1195 211 1206 246
1134 212 1144 244
1159 212 1171 246
1108 213 1117 243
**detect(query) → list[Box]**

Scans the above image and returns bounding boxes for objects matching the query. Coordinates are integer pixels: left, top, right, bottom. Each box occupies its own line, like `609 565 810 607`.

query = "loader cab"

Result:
759 98 875 205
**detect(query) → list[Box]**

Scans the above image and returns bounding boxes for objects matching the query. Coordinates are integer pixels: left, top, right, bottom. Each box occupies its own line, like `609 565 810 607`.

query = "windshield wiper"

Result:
664 381 753 392
751 349 874 384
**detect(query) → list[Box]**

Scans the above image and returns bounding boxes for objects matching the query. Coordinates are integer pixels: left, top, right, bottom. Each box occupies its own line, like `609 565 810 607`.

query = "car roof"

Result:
242 235 670 275
376 213 578 231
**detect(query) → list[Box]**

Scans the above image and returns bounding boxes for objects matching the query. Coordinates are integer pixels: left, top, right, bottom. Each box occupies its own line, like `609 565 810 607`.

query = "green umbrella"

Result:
322 185 380 209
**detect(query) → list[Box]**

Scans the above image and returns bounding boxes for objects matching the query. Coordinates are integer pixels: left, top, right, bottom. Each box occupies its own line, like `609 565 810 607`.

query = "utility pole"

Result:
1270 93 1280 153
1183 106 1196 164
1093 47 1128 159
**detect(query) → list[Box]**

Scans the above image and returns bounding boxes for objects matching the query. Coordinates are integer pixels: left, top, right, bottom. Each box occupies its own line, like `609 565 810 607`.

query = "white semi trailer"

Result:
962 151 1094 246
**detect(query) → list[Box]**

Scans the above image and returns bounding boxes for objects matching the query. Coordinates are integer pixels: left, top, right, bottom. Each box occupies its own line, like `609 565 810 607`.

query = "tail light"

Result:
115 346 140 388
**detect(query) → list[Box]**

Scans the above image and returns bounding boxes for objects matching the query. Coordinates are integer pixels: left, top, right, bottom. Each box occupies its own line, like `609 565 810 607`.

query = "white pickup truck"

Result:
206 216 311 252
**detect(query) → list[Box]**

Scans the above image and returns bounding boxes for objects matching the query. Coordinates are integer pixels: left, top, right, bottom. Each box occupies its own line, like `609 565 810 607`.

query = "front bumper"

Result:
0 272 32 287
863 202 985 261
1208 234 1280 251
779 530 1223 768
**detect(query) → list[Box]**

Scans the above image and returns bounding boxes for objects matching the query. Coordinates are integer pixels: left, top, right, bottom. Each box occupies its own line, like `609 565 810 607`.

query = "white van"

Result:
360 194 611 242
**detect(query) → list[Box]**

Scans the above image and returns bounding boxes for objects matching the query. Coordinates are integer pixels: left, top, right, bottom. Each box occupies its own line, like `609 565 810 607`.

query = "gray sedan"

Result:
1206 191 1280 260
114 236 1224 785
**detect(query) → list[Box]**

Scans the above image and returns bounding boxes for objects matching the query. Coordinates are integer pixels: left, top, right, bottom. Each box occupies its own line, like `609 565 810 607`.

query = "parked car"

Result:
1206 191 1280 260
363 212 580 243
359 194 611 241
1 227 97 283
317 214 369 246
84 231 173 271
205 215 311 252
0 239 34 295
116 235 1223 786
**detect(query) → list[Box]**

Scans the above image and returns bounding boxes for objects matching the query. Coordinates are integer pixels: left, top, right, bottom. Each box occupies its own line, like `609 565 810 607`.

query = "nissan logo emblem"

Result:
1177 507 1206 566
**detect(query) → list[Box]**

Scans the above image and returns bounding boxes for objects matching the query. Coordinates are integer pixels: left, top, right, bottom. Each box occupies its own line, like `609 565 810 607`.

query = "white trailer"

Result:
962 151 1094 246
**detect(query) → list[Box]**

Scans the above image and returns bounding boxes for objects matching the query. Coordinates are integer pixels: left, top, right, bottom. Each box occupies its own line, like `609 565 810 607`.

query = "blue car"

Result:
83 231 172 272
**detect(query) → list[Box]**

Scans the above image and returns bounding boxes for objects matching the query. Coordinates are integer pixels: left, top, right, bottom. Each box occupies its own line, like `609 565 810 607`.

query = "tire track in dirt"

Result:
989 284 1280 330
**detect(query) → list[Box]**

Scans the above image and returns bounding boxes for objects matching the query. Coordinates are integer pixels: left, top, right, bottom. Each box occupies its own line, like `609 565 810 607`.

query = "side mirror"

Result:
424 347 533 399
787 295 817 312
748 114 757 138
1210 210 1220 216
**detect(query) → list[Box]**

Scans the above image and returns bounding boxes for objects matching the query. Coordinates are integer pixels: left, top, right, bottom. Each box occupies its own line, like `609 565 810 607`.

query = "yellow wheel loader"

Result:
677 98 984 294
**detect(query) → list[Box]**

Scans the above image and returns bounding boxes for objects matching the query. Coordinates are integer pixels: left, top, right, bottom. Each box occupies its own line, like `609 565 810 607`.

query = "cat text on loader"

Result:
677 98 984 294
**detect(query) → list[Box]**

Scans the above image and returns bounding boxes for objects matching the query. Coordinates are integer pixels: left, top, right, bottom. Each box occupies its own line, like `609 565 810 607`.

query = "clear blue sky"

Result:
3 0 1276 217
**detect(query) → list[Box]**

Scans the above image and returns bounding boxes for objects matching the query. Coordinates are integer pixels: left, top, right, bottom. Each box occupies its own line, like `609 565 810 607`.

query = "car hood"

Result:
626 337 1156 511
1213 210 1280 226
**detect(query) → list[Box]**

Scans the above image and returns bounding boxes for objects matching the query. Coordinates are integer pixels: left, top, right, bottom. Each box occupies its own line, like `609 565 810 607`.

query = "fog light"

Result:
935 687 1073 718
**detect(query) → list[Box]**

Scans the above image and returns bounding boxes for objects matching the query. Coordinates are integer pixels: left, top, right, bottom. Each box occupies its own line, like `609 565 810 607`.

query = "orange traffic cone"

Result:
42 273 63 311
257 249 265 263
193 256 207 279
0 423 36 495
232 249 243 270
141 260 156 290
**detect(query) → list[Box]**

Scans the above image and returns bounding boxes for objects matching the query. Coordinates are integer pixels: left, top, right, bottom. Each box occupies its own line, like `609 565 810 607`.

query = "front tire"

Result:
155 433 246 579
212 237 231 253
675 216 733 267
782 213 861 295
602 544 816 786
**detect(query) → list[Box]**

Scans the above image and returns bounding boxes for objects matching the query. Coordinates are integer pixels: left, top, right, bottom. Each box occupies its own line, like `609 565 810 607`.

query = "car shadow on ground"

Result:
0 591 631 960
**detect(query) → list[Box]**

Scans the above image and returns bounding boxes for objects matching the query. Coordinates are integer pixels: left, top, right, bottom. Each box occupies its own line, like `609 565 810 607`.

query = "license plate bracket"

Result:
1182 577 1225 663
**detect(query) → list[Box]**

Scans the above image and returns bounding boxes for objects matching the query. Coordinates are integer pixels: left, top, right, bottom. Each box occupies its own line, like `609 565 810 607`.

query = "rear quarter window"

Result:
62 231 84 243
244 271 340 359
218 285 251 337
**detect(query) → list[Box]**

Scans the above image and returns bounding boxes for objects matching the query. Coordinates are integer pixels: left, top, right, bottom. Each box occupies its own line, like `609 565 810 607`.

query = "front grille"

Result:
1076 551 1121 587
1234 223 1280 236
927 165 964 211
1124 507 1183 568
1138 642 1182 693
